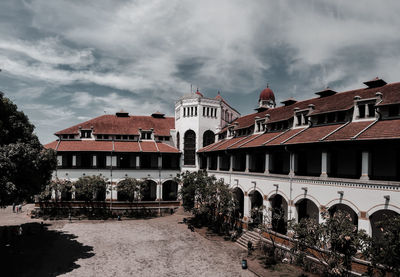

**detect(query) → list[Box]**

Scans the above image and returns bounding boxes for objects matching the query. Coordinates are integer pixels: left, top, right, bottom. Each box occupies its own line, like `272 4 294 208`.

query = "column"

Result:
216 155 220 171
92 155 97 167
243 192 251 222
289 152 295 177
264 153 270 174
156 182 162 201
358 212 372 236
136 155 140 169
320 151 328 178
72 155 77 167
207 156 211 170
229 155 234 172
245 153 250 173
158 155 162 169
262 195 270 225
360 151 370 181
57 155 62 167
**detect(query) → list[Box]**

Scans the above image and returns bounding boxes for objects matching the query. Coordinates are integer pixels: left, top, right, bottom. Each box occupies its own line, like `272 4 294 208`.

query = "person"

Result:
12 203 15 213
69 213 72 222
18 204 22 213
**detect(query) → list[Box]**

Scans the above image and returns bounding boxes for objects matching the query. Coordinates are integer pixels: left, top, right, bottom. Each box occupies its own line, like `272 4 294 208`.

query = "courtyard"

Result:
0 205 255 277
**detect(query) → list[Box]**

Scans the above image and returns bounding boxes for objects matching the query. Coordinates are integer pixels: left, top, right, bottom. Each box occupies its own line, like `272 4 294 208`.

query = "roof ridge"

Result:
262 129 291 145
320 122 350 141
281 126 309 144
352 119 379 140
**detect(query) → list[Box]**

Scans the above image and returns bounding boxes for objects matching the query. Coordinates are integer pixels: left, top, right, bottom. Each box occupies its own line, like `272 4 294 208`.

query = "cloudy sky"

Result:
1 0 400 144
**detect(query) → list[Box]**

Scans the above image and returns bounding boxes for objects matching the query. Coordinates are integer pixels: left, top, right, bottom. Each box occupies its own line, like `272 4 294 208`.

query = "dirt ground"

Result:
0 205 317 277
0 205 254 276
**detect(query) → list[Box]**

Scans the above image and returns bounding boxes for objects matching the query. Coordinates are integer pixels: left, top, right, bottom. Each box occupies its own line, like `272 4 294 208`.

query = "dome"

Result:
259 86 275 101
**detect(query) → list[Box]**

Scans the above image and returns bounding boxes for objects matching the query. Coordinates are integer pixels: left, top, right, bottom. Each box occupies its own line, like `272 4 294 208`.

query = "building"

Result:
45 77 400 238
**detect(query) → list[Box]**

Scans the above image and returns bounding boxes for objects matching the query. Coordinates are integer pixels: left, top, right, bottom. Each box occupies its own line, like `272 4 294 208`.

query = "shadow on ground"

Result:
0 222 94 276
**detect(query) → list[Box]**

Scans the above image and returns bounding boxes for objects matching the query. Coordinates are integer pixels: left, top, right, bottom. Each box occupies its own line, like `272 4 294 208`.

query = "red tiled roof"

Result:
240 132 284 148
268 128 307 145
284 124 343 144
356 119 400 140
228 134 259 149
55 114 174 136
198 139 228 153
212 136 249 151
44 140 179 153
323 121 371 141
231 110 269 130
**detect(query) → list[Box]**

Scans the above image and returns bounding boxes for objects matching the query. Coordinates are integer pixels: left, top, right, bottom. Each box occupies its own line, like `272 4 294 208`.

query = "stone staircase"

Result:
235 230 261 250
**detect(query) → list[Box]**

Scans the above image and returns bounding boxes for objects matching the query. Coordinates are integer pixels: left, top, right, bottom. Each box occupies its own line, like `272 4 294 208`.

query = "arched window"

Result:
203 130 215 147
184 130 196 165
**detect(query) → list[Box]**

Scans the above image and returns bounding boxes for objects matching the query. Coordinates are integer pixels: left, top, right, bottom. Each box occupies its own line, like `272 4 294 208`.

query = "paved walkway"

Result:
0 206 254 277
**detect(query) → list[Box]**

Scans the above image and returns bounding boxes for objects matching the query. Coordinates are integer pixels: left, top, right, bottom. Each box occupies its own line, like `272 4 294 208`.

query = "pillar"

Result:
264 153 270 174
207 156 211 170
262 195 270 225
217 155 220 171
358 213 372 236
360 151 370 181
136 155 140 169
320 151 328 178
243 193 251 222
72 155 77 167
289 152 295 177
229 154 234 172
245 153 250 173
158 155 162 169
156 182 162 201
92 155 97 167
57 155 62 167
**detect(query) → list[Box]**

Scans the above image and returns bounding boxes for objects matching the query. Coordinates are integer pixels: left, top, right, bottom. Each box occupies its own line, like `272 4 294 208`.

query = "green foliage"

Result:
0 92 57 206
74 175 107 202
117 177 143 202
291 210 368 277
40 178 73 201
175 170 237 227
363 214 400 276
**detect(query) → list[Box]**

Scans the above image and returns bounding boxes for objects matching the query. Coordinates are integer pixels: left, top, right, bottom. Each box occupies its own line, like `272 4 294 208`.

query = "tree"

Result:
117 177 143 203
74 175 107 207
176 170 236 230
0 92 56 206
291 210 368 277
40 178 73 201
363 214 400 277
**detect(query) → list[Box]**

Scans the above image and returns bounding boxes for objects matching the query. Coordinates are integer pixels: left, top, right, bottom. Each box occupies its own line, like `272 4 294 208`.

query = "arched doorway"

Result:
162 180 178 201
269 194 288 234
203 130 215 147
141 180 157 201
369 209 399 240
249 190 263 225
184 130 196 165
329 204 358 227
295 198 319 223
233 187 244 219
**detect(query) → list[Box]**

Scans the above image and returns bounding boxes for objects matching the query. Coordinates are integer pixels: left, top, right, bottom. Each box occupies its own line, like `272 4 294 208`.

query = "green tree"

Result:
363 214 400 277
291 210 368 277
117 177 143 203
176 170 236 229
74 175 107 209
0 92 56 206
40 178 73 202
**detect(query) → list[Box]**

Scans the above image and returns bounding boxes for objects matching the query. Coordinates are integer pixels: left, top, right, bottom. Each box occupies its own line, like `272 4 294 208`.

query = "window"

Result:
116 135 121 140
141 132 152 140
69 134 75 139
122 135 128 140
129 135 135 140
184 130 196 165
62 134 68 139
97 134 103 139
104 135 109 140
368 103 375 117
203 107 206 116
389 105 399 117
359 104 366 118
80 130 92 138
337 111 346 122
327 113 335 123
296 114 302 126
207 107 209 117
203 130 215 147
317 114 325 124
164 136 170 141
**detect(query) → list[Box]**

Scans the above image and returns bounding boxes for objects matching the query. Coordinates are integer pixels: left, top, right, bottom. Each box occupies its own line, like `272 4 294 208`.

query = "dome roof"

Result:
259 86 275 101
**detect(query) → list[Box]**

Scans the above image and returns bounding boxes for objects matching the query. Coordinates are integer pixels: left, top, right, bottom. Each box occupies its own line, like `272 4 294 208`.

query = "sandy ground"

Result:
0 205 255 277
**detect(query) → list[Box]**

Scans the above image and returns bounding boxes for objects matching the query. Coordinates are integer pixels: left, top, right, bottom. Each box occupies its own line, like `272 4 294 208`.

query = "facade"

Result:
46 78 400 238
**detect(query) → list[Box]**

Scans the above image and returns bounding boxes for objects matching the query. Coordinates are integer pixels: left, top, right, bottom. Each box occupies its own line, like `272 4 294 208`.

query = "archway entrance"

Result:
370 209 399 240
269 194 288 234
162 180 178 201
233 187 244 219
249 190 263 225
295 198 319 223
329 204 358 227
142 180 157 201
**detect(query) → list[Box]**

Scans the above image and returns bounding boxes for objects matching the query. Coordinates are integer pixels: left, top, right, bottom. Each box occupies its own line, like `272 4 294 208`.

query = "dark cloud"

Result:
0 0 399 143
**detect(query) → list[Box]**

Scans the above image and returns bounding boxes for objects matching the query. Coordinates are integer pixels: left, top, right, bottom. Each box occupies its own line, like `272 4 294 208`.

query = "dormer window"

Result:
62 134 75 139
141 131 152 140
388 105 400 117
80 130 92 139
295 111 309 127
355 100 376 119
